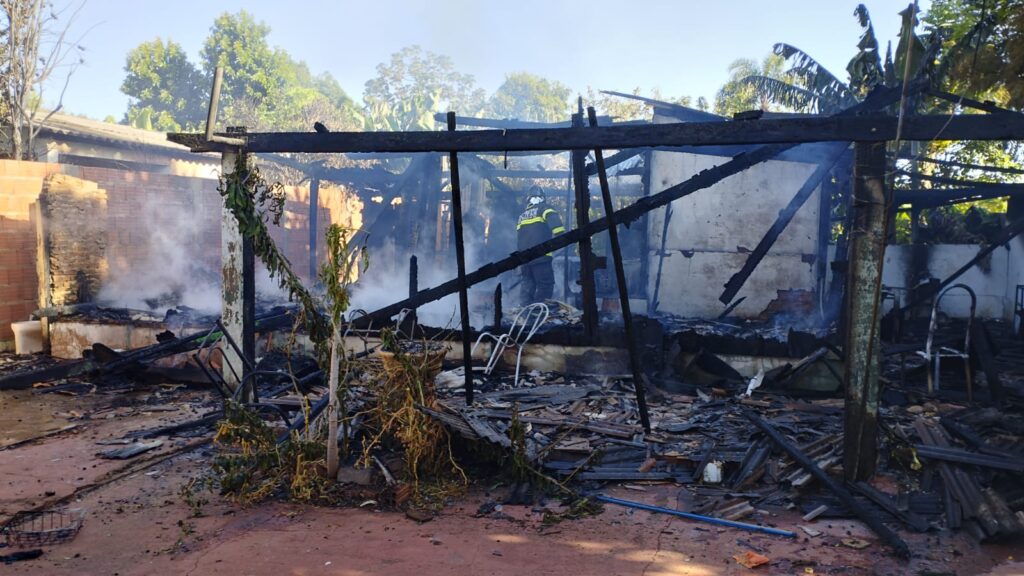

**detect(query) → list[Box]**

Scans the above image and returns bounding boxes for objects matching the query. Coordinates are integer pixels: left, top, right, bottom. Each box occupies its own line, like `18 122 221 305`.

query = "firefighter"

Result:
516 186 565 304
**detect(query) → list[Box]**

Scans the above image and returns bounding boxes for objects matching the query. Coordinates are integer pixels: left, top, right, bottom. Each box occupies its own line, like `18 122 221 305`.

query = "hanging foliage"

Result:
217 153 331 355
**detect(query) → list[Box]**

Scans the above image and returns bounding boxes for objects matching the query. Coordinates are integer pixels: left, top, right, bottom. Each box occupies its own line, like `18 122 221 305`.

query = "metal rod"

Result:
595 495 797 538
588 107 650 433
448 112 474 406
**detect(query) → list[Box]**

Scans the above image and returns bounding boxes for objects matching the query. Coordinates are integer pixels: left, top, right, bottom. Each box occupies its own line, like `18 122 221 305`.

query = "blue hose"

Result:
595 494 797 538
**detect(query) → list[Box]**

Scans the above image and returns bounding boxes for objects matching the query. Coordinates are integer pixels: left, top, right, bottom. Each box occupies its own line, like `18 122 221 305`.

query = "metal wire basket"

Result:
3 509 84 547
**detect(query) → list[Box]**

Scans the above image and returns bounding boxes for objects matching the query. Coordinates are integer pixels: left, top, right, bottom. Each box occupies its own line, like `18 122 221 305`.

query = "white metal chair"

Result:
471 302 549 386
916 284 976 399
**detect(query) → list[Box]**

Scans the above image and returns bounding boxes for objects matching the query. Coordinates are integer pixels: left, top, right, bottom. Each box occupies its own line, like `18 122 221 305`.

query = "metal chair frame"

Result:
916 283 976 399
471 302 549 386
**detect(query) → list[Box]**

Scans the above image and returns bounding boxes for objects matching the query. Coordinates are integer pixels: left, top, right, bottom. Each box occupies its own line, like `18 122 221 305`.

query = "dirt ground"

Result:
2 388 1023 576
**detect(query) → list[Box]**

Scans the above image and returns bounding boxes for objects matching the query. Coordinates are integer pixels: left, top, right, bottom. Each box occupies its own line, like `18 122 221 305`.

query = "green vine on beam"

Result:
218 152 331 355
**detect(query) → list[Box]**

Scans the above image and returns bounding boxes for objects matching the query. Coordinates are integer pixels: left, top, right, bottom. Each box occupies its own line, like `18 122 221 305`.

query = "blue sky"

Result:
50 0 930 121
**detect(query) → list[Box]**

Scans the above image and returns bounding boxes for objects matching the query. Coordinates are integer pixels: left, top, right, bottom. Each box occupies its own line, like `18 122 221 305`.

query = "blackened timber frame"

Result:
169 113 1024 154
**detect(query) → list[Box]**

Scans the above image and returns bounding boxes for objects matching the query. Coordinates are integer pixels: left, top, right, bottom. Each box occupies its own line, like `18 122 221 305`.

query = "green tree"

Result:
122 10 360 132
485 72 571 122
199 11 287 126
364 45 485 118
924 0 1024 109
121 38 205 131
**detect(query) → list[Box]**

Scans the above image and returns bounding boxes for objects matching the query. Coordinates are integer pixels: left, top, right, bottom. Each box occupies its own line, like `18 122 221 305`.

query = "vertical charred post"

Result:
587 107 650 433
448 112 474 406
843 140 889 482
308 176 320 283
407 254 418 331
572 100 598 340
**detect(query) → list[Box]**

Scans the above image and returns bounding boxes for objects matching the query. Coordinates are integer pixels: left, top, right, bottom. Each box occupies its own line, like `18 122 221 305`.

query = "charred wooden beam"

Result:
899 155 1024 176
573 105 599 339
843 141 889 482
968 323 1006 405
584 149 642 176
308 176 320 283
433 111 619 129
895 170 1024 191
588 107 651 433
347 89 910 329
448 113 474 405
895 187 1024 207
476 168 572 179
720 142 849 304
927 88 1024 117
167 111 1024 154
914 444 1024 473
743 409 911 557
349 140 798 329
851 481 931 532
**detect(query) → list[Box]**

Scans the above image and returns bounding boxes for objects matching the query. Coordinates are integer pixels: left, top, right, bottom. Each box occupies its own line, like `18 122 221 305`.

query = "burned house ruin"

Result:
2 63 1024 572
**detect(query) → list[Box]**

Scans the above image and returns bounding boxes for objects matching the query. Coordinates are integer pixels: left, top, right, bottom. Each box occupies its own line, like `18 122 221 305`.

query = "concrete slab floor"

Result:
1 390 1022 575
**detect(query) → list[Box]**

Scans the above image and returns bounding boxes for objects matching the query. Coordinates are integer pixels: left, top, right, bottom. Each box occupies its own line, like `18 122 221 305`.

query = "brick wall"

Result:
39 174 108 306
0 159 362 347
0 160 60 344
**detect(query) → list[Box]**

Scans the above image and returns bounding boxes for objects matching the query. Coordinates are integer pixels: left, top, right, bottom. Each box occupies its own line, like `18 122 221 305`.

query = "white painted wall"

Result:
647 143 822 319
881 236 1024 321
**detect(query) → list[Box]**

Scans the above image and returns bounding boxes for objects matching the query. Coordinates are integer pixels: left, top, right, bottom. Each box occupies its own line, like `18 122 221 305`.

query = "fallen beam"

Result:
589 107 650 432
851 481 931 532
913 444 1024 473
167 112 1024 154
743 409 911 557
349 138 797 328
720 142 849 304
0 310 294 390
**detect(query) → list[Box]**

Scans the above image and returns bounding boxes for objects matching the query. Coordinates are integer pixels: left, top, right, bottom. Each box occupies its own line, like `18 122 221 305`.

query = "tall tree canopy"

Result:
122 38 205 131
485 72 571 123
121 10 358 132
924 0 1024 109
363 45 485 115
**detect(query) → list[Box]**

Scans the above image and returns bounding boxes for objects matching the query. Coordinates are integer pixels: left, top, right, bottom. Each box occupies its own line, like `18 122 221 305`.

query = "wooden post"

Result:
407 254 418 330
572 102 598 339
220 149 245 392
493 283 502 331
308 176 320 282
563 168 573 301
448 112 474 406
843 141 889 482
587 107 651 433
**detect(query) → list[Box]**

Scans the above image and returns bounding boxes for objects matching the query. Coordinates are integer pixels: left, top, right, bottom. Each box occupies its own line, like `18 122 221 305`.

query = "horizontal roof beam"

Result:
168 114 1024 155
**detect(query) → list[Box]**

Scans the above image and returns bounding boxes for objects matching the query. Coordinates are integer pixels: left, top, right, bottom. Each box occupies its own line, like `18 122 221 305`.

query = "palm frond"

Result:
848 4 885 94
739 75 831 113
773 43 857 109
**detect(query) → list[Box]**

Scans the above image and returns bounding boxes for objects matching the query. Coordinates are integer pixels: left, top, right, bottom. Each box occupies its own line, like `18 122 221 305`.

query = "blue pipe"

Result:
594 494 797 538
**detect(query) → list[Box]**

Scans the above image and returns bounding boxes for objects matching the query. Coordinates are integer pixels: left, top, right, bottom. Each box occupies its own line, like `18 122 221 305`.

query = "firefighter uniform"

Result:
516 202 565 304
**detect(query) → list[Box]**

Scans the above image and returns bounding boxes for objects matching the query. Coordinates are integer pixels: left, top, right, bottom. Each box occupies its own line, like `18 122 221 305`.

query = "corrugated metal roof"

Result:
33 111 195 152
